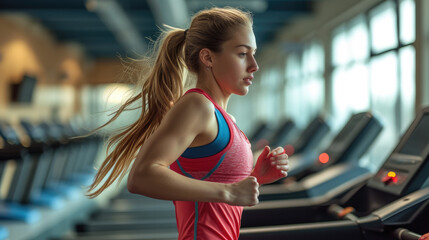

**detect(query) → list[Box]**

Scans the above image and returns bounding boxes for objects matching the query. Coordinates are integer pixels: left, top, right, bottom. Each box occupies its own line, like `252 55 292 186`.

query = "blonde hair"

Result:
87 7 253 198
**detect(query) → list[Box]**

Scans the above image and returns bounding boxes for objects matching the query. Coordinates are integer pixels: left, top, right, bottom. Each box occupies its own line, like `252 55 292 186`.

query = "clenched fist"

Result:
225 176 259 206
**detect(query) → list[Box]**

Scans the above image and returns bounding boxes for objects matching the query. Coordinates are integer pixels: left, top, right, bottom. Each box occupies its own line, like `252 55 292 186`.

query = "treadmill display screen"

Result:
398 115 429 156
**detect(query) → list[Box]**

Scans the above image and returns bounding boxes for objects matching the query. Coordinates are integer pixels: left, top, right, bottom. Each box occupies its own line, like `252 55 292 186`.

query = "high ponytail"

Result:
87 27 187 198
87 7 253 198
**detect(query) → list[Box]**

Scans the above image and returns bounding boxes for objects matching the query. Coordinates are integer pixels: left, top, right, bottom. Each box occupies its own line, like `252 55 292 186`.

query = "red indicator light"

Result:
382 171 400 184
284 144 295 156
319 153 329 164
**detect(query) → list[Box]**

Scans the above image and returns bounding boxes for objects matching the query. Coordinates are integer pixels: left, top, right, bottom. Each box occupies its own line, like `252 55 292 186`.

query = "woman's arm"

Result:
127 93 259 206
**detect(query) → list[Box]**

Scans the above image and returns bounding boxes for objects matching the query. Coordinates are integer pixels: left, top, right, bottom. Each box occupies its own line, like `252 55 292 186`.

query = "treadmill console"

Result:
249 122 269 143
40 122 65 142
0 123 21 145
315 112 382 168
269 119 295 147
368 111 429 196
292 116 329 154
20 121 47 143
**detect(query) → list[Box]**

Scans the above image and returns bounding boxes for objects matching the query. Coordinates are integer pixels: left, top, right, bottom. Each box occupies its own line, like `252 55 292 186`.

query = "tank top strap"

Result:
184 88 224 112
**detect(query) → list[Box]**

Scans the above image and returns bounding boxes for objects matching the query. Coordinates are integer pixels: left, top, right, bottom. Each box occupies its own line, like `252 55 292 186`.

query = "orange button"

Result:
338 206 354 218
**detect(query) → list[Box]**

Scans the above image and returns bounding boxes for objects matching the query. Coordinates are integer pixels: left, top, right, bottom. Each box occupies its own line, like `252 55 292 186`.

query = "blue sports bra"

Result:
181 108 230 158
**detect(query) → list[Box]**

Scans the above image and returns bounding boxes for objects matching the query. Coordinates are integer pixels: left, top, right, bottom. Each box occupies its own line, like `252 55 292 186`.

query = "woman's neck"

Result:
196 73 230 111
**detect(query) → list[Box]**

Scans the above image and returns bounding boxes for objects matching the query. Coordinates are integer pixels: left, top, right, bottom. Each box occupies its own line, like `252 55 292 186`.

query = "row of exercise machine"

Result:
240 108 429 239
0 119 102 240
1 107 428 240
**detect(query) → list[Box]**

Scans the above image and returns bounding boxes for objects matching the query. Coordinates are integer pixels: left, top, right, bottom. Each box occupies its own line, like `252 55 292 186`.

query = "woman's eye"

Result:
239 53 247 57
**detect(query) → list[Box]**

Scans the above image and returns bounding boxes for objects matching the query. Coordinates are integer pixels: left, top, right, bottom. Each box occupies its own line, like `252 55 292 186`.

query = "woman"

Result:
88 7 289 240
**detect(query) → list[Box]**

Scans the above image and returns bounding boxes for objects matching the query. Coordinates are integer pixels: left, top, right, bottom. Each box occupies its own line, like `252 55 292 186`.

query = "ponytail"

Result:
87 27 187 198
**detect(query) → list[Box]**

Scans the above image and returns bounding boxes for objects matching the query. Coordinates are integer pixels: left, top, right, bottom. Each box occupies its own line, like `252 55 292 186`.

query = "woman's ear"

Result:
199 48 213 68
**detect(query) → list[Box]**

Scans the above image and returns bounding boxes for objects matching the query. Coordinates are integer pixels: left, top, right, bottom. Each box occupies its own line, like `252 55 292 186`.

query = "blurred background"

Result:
0 0 428 239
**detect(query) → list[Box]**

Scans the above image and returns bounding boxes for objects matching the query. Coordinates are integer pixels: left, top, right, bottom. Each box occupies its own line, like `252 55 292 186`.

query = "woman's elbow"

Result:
127 168 146 194
126 166 151 195
127 163 163 196
127 177 139 194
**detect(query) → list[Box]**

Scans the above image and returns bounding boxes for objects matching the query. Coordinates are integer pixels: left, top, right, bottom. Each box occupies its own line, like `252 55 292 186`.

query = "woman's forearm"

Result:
127 163 231 203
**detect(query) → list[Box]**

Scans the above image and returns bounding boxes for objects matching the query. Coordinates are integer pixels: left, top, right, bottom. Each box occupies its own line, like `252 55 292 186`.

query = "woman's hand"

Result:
251 146 289 185
226 176 259 206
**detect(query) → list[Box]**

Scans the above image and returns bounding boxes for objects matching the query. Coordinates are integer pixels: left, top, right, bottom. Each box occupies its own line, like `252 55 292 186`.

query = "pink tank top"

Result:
170 88 254 240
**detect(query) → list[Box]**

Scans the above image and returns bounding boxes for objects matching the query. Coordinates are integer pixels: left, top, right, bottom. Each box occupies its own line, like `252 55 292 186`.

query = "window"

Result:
399 46 416 132
369 1 398 54
330 0 416 171
369 52 399 165
399 0 416 44
331 16 370 131
284 41 324 128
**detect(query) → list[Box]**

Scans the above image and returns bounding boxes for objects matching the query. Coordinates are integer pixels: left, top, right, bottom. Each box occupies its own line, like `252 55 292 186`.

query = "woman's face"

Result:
211 26 259 96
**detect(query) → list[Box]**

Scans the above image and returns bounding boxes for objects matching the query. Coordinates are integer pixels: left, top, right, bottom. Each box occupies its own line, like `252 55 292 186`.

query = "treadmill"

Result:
68 187 178 235
35 121 89 199
265 118 296 149
0 122 41 224
0 136 9 240
266 115 330 185
239 106 429 240
49 121 98 186
1 120 101 239
258 111 382 201
283 115 330 157
19 120 65 209
248 121 271 148
286 112 381 179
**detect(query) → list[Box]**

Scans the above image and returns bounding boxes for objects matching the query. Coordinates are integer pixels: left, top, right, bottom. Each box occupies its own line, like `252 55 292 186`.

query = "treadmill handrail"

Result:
371 187 429 224
393 228 426 240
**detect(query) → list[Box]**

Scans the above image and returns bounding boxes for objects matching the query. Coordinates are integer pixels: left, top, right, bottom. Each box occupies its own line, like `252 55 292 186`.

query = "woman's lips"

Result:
244 77 253 85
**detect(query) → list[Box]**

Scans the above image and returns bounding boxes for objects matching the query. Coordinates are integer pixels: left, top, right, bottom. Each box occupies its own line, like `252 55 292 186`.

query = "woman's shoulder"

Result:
168 91 215 122
158 92 215 136
176 91 214 112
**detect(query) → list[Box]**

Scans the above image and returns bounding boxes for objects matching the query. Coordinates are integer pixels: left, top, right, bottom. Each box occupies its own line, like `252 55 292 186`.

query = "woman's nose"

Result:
248 57 259 73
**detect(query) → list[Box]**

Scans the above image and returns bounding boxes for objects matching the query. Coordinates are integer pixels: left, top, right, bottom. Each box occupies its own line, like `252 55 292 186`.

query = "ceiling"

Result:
1 0 316 59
